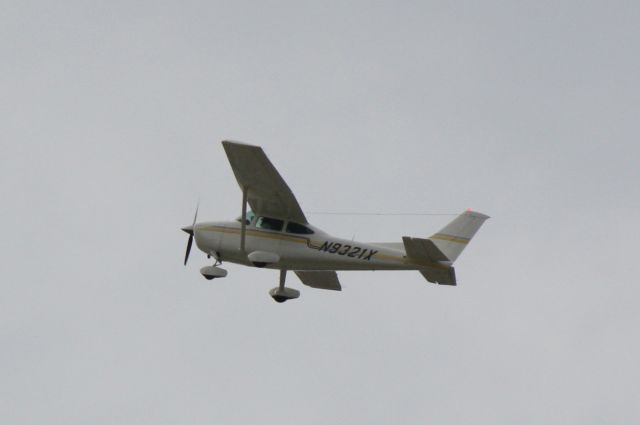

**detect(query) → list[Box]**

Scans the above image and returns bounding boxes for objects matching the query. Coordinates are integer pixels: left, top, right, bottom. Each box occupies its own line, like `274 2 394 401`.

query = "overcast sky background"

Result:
2 1 640 423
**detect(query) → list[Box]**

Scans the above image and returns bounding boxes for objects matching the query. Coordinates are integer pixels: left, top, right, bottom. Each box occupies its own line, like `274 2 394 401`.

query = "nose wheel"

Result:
269 270 300 303
200 258 227 280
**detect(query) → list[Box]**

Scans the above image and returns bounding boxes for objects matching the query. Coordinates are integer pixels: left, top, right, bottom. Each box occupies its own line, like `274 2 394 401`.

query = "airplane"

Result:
181 141 489 303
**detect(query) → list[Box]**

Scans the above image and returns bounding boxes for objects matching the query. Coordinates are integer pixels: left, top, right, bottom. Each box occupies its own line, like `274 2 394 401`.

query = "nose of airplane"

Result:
181 225 194 235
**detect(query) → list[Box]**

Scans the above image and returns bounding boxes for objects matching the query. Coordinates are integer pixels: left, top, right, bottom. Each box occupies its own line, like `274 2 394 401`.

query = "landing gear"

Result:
269 270 300 303
200 258 227 280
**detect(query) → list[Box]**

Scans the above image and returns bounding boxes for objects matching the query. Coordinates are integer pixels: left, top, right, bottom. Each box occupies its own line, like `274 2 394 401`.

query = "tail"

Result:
401 210 489 286
429 210 490 262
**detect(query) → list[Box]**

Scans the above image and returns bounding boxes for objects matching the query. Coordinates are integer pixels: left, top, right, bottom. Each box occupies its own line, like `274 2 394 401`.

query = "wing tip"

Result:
463 209 491 220
222 140 260 149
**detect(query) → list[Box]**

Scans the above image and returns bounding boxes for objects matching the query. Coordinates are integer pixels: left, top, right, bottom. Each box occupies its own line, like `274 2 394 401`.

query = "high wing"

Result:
222 141 307 223
295 271 342 291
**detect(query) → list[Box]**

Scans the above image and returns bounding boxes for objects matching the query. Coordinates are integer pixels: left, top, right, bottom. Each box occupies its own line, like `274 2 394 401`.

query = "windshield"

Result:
236 210 255 225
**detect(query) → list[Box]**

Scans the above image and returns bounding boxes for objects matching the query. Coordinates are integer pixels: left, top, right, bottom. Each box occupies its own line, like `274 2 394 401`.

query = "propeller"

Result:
181 203 199 265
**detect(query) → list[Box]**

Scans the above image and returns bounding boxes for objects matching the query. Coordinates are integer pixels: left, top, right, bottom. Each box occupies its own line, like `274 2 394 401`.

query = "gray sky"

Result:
2 1 640 423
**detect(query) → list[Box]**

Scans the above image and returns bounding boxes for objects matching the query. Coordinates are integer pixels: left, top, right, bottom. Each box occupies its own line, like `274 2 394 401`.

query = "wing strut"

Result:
240 186 248 251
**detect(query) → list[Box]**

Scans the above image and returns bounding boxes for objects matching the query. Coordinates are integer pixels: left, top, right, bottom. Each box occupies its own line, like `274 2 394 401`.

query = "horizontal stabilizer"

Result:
420 266 457 286
295 271 342 291
402 236 456 285
402 237 450 262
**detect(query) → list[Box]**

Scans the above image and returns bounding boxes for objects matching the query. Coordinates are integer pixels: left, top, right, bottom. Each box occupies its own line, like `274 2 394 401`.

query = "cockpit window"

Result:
256 216 284 231
286 222 314 234
236 210 255 225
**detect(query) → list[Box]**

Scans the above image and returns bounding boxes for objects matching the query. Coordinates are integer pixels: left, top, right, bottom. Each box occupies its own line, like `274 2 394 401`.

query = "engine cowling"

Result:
247 251 280 268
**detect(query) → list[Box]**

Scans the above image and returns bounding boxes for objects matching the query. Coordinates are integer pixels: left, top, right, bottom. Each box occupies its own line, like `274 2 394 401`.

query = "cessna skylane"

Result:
182 141 489 303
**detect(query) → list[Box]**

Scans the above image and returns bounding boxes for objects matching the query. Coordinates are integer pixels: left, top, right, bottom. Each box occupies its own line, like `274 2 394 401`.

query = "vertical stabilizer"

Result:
429 210 489 262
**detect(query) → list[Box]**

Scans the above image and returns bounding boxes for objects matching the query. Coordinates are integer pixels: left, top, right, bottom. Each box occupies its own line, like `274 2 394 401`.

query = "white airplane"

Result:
182 141 489 303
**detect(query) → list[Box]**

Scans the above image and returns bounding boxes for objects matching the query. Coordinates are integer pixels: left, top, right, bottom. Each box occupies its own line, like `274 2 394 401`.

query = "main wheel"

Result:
272 295 288 303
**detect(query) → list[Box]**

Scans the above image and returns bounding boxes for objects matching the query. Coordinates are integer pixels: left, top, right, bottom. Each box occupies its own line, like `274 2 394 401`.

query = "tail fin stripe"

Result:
431 233 471 244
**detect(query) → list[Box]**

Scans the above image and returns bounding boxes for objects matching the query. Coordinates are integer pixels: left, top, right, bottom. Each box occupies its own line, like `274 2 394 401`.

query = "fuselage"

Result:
193 219 430 271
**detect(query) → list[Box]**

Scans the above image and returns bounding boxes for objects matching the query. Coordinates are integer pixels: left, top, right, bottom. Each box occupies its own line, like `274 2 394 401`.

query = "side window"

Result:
286 222 314 234
256 217 284 231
